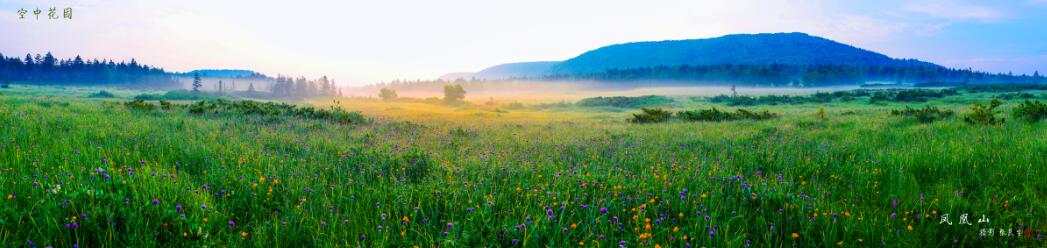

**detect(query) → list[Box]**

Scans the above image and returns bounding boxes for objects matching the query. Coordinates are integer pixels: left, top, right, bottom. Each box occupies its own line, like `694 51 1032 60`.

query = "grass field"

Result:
0 85 1045 247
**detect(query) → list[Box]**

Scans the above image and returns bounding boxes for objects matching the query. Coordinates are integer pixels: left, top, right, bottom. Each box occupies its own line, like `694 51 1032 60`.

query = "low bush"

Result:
578 95 673 108
995 92 1037 100
123 99 157 111
958 83 1047 93
629 108 673 123
890 106 955 123
134 90 221 101
1011 100 1047 122
963 99 1005 125
127 99 368 125
676 107 777 122
87 90 116 98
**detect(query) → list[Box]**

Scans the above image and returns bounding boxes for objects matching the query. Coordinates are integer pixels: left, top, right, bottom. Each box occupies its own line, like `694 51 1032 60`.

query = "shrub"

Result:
676 107 778 122
890 106 955 123
578 95 673 108
133 99 369 125
87 90 116 98
995 92 1037 100
123 99 157 111
629 108 673 123
959 83 1047 93
1011 100 1047 122
134 90 219 101
379 88 397 101
963 99 1005 125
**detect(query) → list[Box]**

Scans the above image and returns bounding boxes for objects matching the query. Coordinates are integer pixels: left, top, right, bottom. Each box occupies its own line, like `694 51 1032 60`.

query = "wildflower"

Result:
176 205 183 211
600 207 608 214
201 204 207 210
709 231 715 237
791 233 800 239
241 231 247 239
152 199 159 205
228 221 235 228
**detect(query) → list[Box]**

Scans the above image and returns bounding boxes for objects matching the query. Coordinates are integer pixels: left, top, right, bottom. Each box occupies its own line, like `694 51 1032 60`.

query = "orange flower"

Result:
791 233 800 239
241 231 248 239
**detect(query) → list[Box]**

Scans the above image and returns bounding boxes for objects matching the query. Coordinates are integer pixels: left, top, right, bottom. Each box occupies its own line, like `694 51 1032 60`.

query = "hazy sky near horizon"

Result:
2 0 1046 85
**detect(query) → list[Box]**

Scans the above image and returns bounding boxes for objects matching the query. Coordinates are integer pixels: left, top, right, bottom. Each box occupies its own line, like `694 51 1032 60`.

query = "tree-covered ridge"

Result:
551 33 938 74
0 52 177 87
541 64 1046 87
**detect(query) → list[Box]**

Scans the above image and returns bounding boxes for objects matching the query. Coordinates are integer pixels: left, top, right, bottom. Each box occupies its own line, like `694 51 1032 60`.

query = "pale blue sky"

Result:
1 0 1046 85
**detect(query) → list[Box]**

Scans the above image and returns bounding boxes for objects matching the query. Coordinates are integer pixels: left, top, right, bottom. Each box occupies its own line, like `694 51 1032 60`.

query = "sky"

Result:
1 0 1046 85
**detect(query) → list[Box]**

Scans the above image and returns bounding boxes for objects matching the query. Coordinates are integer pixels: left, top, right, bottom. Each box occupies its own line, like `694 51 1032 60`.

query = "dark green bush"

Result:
1012 100 1047 122
87 90 116 98
995 92 1037 100
123 99 157 111
629 108 673 123
578 95 673 108
133 99 368 125
890 106 955 123
675 107 778 122
964 99 1005 125
134 90 220 101
959 83 1047 93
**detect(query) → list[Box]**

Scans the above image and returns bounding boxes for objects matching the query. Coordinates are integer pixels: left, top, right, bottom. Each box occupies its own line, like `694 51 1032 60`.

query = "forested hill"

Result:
0 52 177 88
550 32 936 74
447 33 1045 86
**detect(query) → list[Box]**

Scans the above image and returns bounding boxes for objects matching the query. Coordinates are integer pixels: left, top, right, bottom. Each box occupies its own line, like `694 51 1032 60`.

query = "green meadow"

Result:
1 85 1045 247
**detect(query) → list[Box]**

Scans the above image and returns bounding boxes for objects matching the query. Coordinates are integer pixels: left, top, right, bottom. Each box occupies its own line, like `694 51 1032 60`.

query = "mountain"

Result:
445 32 940 80
441 62 558 81
179 69 269 79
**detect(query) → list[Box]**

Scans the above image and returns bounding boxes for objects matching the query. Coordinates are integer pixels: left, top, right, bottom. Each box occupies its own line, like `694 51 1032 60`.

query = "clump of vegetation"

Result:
379 88 397 101
578 95 673 108
123 99 368 125
676 107 777 122
448 127 478 138
443 84 467 104
134 90 221 101
995 92 1037 100
958 83 1047 93
87 90 116 98
964 99 1005 125
890 106 955 123
629 107 673 123
709 91 861 106
122 99 157 111
870 88 959 103
1011 100 1047 122
503 101 525 110
816 107 828 121
186 99 369 125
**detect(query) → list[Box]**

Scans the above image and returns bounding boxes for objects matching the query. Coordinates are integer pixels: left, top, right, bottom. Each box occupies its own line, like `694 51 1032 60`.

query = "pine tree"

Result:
192 73 202 92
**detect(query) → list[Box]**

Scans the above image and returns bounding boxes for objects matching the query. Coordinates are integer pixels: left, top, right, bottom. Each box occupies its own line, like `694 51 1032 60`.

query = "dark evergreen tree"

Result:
192 73 202 92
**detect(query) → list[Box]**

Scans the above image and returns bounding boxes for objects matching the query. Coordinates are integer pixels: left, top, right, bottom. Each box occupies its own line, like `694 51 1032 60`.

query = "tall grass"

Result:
0 89 1044 247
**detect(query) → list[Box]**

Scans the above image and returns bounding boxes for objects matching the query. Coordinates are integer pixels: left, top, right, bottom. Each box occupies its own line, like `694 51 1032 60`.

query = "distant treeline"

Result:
267 75 341 99
0 52 177 87
539 64 1047 87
